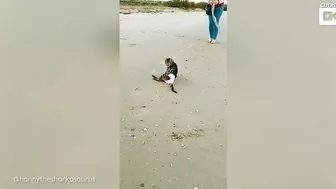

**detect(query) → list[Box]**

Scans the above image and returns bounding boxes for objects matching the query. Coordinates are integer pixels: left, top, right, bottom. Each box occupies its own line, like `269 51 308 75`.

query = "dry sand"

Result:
120 11 227 189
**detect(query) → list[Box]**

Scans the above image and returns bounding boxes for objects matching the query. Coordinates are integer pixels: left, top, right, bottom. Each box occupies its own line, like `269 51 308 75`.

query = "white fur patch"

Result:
165 73 175 84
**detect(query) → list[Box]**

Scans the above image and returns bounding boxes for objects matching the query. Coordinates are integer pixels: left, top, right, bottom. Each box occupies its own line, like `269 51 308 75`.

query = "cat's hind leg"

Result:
152 75 160 81
170 84 177 93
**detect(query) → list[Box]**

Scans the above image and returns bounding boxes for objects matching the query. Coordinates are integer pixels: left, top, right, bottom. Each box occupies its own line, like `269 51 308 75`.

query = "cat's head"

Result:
165 57 174 67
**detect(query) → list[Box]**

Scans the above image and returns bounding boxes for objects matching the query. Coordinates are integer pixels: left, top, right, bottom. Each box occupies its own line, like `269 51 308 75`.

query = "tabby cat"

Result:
152 57 178 93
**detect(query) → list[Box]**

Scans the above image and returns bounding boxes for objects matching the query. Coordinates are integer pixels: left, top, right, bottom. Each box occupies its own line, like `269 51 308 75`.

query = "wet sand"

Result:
120 11 227 189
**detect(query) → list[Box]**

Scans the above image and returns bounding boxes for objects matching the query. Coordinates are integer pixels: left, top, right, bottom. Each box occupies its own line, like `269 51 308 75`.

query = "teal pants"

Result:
208 4 224 40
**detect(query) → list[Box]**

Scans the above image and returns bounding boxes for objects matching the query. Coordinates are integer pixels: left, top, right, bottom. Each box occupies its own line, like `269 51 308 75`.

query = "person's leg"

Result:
208 15 214 41
211 5 224 41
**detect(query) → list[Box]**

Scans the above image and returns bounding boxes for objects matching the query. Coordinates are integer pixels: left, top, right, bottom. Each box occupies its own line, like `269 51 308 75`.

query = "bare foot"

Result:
210 40 217 44
208 38 212 43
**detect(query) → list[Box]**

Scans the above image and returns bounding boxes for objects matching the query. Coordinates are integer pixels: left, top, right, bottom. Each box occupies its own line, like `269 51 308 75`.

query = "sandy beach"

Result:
120 11 227 189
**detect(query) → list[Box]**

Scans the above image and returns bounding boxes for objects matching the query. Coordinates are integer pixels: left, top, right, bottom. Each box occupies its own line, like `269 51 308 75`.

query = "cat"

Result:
152 57 178 94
